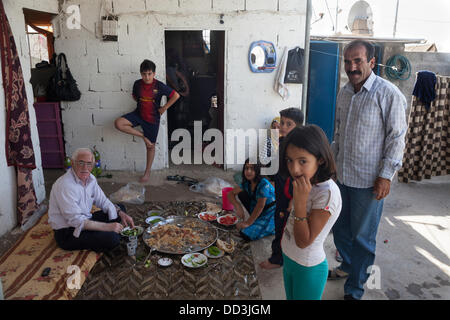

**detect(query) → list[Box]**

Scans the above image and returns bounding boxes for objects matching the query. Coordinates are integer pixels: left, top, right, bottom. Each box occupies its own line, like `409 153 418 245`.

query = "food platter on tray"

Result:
143 216 218 254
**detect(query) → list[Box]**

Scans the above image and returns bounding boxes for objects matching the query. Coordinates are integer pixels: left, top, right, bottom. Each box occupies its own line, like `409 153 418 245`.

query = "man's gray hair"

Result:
71 148 94 162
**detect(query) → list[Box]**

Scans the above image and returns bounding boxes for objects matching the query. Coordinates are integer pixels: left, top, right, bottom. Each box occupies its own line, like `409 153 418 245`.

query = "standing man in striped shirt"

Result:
329 40 408 300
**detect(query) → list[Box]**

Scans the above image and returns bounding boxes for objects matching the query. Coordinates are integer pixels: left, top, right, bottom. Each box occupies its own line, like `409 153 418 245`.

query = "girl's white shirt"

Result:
281 179 342 267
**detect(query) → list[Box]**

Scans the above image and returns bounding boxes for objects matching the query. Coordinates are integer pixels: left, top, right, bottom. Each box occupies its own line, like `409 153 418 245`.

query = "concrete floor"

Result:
36 165 450 300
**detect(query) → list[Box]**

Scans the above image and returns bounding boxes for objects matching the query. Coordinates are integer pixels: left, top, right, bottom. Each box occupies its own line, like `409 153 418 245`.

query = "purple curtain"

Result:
0 0 40 226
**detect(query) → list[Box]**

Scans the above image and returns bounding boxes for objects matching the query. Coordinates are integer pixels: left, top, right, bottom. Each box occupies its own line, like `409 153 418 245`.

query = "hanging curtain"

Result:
0 0 40 226
398 74 450 182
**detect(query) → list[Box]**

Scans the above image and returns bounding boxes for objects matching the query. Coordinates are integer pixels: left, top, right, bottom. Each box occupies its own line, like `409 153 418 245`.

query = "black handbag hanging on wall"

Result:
47 53 81 101
284 47 305 84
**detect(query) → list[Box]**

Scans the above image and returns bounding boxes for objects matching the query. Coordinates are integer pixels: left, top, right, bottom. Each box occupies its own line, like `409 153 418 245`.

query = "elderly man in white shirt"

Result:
48 148 134 252
330 40 407 300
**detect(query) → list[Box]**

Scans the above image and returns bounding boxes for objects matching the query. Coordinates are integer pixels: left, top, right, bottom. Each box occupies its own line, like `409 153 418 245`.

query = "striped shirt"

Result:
332 72 407 188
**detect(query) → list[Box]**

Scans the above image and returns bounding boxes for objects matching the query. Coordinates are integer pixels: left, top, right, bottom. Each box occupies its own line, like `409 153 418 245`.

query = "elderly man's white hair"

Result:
71 148 94 161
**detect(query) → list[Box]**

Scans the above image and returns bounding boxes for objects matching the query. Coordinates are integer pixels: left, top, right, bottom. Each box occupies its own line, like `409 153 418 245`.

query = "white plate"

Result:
203 246 224 259
158 257 173 267
145 216 165 225
217 214 239 226
181 253 208 268
197 211 218 222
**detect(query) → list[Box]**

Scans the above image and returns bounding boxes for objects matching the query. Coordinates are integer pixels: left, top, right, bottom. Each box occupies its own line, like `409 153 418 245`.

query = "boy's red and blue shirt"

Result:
132 79 175 124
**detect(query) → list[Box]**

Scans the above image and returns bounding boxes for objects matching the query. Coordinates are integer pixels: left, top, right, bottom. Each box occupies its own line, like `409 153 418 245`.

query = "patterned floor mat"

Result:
75 201 261 300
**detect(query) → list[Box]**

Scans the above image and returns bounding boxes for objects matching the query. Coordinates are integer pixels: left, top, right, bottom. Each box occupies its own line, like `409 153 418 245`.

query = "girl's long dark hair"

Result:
279 125 336 184
241 158 263 186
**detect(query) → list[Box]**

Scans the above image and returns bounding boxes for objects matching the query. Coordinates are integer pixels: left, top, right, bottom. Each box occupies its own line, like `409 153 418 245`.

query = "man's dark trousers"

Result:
54 204 126 253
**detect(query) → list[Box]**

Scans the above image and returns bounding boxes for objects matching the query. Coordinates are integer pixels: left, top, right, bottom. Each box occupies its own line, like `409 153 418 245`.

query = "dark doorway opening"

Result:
23 8 65 169
164 30 225 167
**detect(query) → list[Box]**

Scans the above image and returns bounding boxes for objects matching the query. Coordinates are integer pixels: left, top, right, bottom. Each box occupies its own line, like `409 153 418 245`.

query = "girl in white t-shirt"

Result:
280 125 342 300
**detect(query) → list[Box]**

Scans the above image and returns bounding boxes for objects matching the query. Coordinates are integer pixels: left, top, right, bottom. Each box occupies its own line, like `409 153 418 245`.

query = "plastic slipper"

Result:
180 176 199 186
166 175 199 186
167 175 183 182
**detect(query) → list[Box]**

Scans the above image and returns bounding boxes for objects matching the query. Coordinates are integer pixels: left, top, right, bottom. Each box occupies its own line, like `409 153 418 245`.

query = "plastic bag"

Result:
109 182 146 204
189 177 232 197
284 47 305 84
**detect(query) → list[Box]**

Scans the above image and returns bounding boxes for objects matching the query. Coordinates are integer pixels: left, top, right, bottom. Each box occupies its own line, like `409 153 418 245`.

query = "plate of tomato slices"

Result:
217 213 238 226
198 211 218 222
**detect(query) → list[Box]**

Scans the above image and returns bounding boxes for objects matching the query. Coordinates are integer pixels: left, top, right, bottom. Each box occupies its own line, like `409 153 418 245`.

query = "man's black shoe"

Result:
344 294 357 300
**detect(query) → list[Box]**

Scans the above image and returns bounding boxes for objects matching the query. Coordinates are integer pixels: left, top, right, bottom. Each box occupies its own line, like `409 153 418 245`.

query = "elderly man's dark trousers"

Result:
54 207 124 253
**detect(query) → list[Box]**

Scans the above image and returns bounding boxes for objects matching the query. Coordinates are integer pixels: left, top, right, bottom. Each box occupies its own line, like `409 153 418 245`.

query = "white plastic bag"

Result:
109 182 146 204
189 177 232 197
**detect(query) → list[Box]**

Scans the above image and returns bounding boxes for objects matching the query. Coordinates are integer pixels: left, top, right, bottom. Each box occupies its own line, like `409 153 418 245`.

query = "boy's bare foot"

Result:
259 260 281 270
139 175 150 183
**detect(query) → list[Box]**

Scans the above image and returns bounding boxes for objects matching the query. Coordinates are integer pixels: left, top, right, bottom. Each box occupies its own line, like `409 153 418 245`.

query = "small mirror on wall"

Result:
249 41 277 73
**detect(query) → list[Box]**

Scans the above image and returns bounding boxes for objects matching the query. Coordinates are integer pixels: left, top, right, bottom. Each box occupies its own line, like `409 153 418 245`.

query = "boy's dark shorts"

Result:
121 110 159 143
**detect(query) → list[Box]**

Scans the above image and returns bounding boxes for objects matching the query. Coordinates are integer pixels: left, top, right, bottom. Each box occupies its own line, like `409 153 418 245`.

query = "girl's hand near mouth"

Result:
293 175 312 205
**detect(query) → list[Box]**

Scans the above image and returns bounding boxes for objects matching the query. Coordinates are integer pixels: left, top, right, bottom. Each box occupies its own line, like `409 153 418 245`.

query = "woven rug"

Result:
0 213 101 300
75 201 261 300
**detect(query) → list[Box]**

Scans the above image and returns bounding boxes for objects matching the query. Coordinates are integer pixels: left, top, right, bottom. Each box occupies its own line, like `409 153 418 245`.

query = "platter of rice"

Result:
143 216 218 254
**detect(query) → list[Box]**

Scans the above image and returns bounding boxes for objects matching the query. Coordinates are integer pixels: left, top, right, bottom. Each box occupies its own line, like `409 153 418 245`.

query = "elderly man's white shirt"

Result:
48 169 118 238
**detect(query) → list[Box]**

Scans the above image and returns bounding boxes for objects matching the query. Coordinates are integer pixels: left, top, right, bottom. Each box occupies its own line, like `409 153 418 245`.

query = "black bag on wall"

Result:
47 53 81 101
284 47 305 84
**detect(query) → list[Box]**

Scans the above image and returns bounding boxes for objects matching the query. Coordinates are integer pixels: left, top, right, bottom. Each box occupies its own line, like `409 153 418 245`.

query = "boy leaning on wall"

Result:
114 60 180 183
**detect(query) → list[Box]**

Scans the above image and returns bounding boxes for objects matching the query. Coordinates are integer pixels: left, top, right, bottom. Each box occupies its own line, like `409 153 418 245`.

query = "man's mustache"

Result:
348 70 362 75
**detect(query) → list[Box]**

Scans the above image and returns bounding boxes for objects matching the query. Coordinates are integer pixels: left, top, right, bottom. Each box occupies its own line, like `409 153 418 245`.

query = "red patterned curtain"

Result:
0 0 40 226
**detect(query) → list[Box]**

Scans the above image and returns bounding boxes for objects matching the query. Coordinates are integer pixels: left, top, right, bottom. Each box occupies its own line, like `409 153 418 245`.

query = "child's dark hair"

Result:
279 107 304 125
279 124 336 184
140 59 156 73
241 158 263 186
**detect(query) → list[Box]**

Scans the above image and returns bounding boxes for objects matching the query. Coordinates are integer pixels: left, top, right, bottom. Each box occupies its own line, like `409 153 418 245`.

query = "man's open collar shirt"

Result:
333 72 408 188
48 169 118 237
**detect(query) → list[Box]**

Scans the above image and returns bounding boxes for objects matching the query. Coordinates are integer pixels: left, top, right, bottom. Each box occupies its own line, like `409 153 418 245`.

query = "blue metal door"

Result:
306 41 340 142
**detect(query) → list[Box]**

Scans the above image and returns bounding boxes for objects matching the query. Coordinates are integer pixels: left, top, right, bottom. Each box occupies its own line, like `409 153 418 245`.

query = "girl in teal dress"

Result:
227 159 276 241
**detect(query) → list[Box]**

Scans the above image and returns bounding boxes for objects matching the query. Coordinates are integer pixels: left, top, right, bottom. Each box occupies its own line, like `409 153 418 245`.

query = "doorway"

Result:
23 8 66 169
164 30 225 167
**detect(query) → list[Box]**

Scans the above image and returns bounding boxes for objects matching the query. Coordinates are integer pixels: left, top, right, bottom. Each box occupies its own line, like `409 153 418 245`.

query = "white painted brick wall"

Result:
92 109 125 126
55 0 307 173
97 54 133 74
245 0 278 11
77 91 101 109
212 0 245 12
86 39 119 56
99 91 135 110
179 0 212 12
145 0 180 12
279 0 307 13
56 39 87 57
112 0 146 14
90 74 121 92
